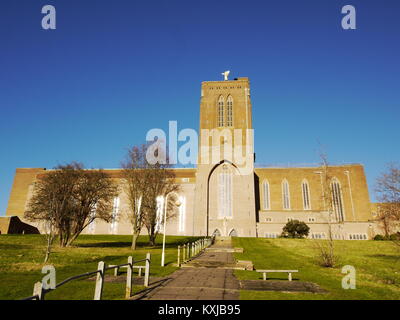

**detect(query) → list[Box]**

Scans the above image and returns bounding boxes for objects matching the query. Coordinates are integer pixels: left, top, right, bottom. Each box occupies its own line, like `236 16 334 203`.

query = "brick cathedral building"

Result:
5 77 377 239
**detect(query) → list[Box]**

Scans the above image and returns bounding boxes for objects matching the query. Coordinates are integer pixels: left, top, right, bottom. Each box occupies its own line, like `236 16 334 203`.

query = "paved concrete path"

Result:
133 238 240 300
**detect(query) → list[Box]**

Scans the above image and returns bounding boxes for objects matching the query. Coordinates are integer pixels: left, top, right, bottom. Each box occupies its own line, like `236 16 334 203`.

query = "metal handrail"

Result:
55 269 101 289
21 255 151 300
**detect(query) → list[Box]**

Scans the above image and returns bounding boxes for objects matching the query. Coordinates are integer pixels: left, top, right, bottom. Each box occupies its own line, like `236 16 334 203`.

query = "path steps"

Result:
131 237 241 300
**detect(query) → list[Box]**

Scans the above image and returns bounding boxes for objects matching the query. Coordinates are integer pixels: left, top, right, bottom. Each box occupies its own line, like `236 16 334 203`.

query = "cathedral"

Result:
5 76 378 239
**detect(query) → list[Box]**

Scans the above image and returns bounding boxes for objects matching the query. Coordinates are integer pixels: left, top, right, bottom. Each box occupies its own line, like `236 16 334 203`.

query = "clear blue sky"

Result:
1 0 399 215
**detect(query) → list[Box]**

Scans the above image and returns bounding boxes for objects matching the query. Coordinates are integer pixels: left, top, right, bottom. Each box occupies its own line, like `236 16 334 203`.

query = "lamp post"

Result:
161 193 181 267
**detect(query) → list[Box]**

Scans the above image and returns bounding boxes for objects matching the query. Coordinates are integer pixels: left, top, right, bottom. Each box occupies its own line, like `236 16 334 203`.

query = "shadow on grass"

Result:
76 239 197 249
0 244 33 250
257 277 300 281
76 242 133 248
367 254 400 263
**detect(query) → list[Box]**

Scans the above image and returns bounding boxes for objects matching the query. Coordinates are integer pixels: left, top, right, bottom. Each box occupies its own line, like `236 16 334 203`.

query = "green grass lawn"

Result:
233 237 400 300
0 234 197 300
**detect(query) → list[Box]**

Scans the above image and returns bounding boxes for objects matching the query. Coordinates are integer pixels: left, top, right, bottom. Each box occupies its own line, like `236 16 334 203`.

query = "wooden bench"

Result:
110 265 145 277
256 270 298 281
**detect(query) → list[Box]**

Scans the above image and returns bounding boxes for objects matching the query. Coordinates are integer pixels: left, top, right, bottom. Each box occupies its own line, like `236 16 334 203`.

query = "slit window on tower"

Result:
227 95 233 127
218 96 225 127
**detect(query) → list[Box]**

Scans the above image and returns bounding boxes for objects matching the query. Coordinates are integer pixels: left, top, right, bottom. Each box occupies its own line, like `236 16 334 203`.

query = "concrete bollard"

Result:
125 256 133 299
183 244 186 263
94 261 105 300
144 253 151 287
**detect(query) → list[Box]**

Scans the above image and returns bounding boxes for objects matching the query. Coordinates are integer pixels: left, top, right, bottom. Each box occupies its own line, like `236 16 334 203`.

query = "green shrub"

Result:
373 234 400 241
373 235 384 241
281 220 310 239
389 234 400 241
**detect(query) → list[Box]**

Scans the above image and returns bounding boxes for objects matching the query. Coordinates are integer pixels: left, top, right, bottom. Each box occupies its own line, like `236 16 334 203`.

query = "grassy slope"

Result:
0 234 196 300
233 237 400 300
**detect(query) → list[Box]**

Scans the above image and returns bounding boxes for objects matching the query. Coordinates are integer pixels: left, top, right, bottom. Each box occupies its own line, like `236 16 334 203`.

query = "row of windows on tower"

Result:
218 95 233 127
262 179 345 222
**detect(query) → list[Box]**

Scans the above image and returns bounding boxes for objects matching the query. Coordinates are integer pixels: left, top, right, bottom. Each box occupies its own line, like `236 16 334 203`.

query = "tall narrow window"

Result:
218 166 233 218
110 197 120 234
331 179 345 222
282 179 290 210
218 95 224 127
226 95 233 127
262 180 270 210
88 203 97 234
302 179 311 210
178 195 186 233
155 196 164 233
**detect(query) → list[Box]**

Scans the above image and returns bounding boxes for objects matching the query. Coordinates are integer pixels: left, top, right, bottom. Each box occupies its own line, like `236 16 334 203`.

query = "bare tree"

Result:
375 163 400 239
122 144 150 250
42 218 57 263
65 168 119 246
314 151 338 267
25 163 118 250
142 165 180 246
122 143 180 247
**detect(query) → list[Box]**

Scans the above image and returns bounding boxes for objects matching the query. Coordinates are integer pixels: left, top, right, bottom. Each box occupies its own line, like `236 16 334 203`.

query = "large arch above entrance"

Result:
206 160 240 236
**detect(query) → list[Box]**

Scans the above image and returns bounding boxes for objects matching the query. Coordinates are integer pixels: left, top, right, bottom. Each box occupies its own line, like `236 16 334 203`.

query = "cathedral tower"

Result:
193 76 257 237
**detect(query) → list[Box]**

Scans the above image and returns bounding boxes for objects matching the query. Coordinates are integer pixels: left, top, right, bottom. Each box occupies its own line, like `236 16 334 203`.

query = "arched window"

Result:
302 179 311 210
178 195 186 233
218 165 233 218
110 197 120 234
217 96 225 127
226 95 233 127
331 178 345 222
262 180 270 210
88 203 97 234
212 229 221 237
229 229 238 237
282 179 290 210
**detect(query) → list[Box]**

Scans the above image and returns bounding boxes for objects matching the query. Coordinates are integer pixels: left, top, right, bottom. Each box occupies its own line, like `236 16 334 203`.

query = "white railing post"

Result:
144 253 151 287
94 261 105 300
183 244 186 263
125 256 133 299
33 281 44 300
